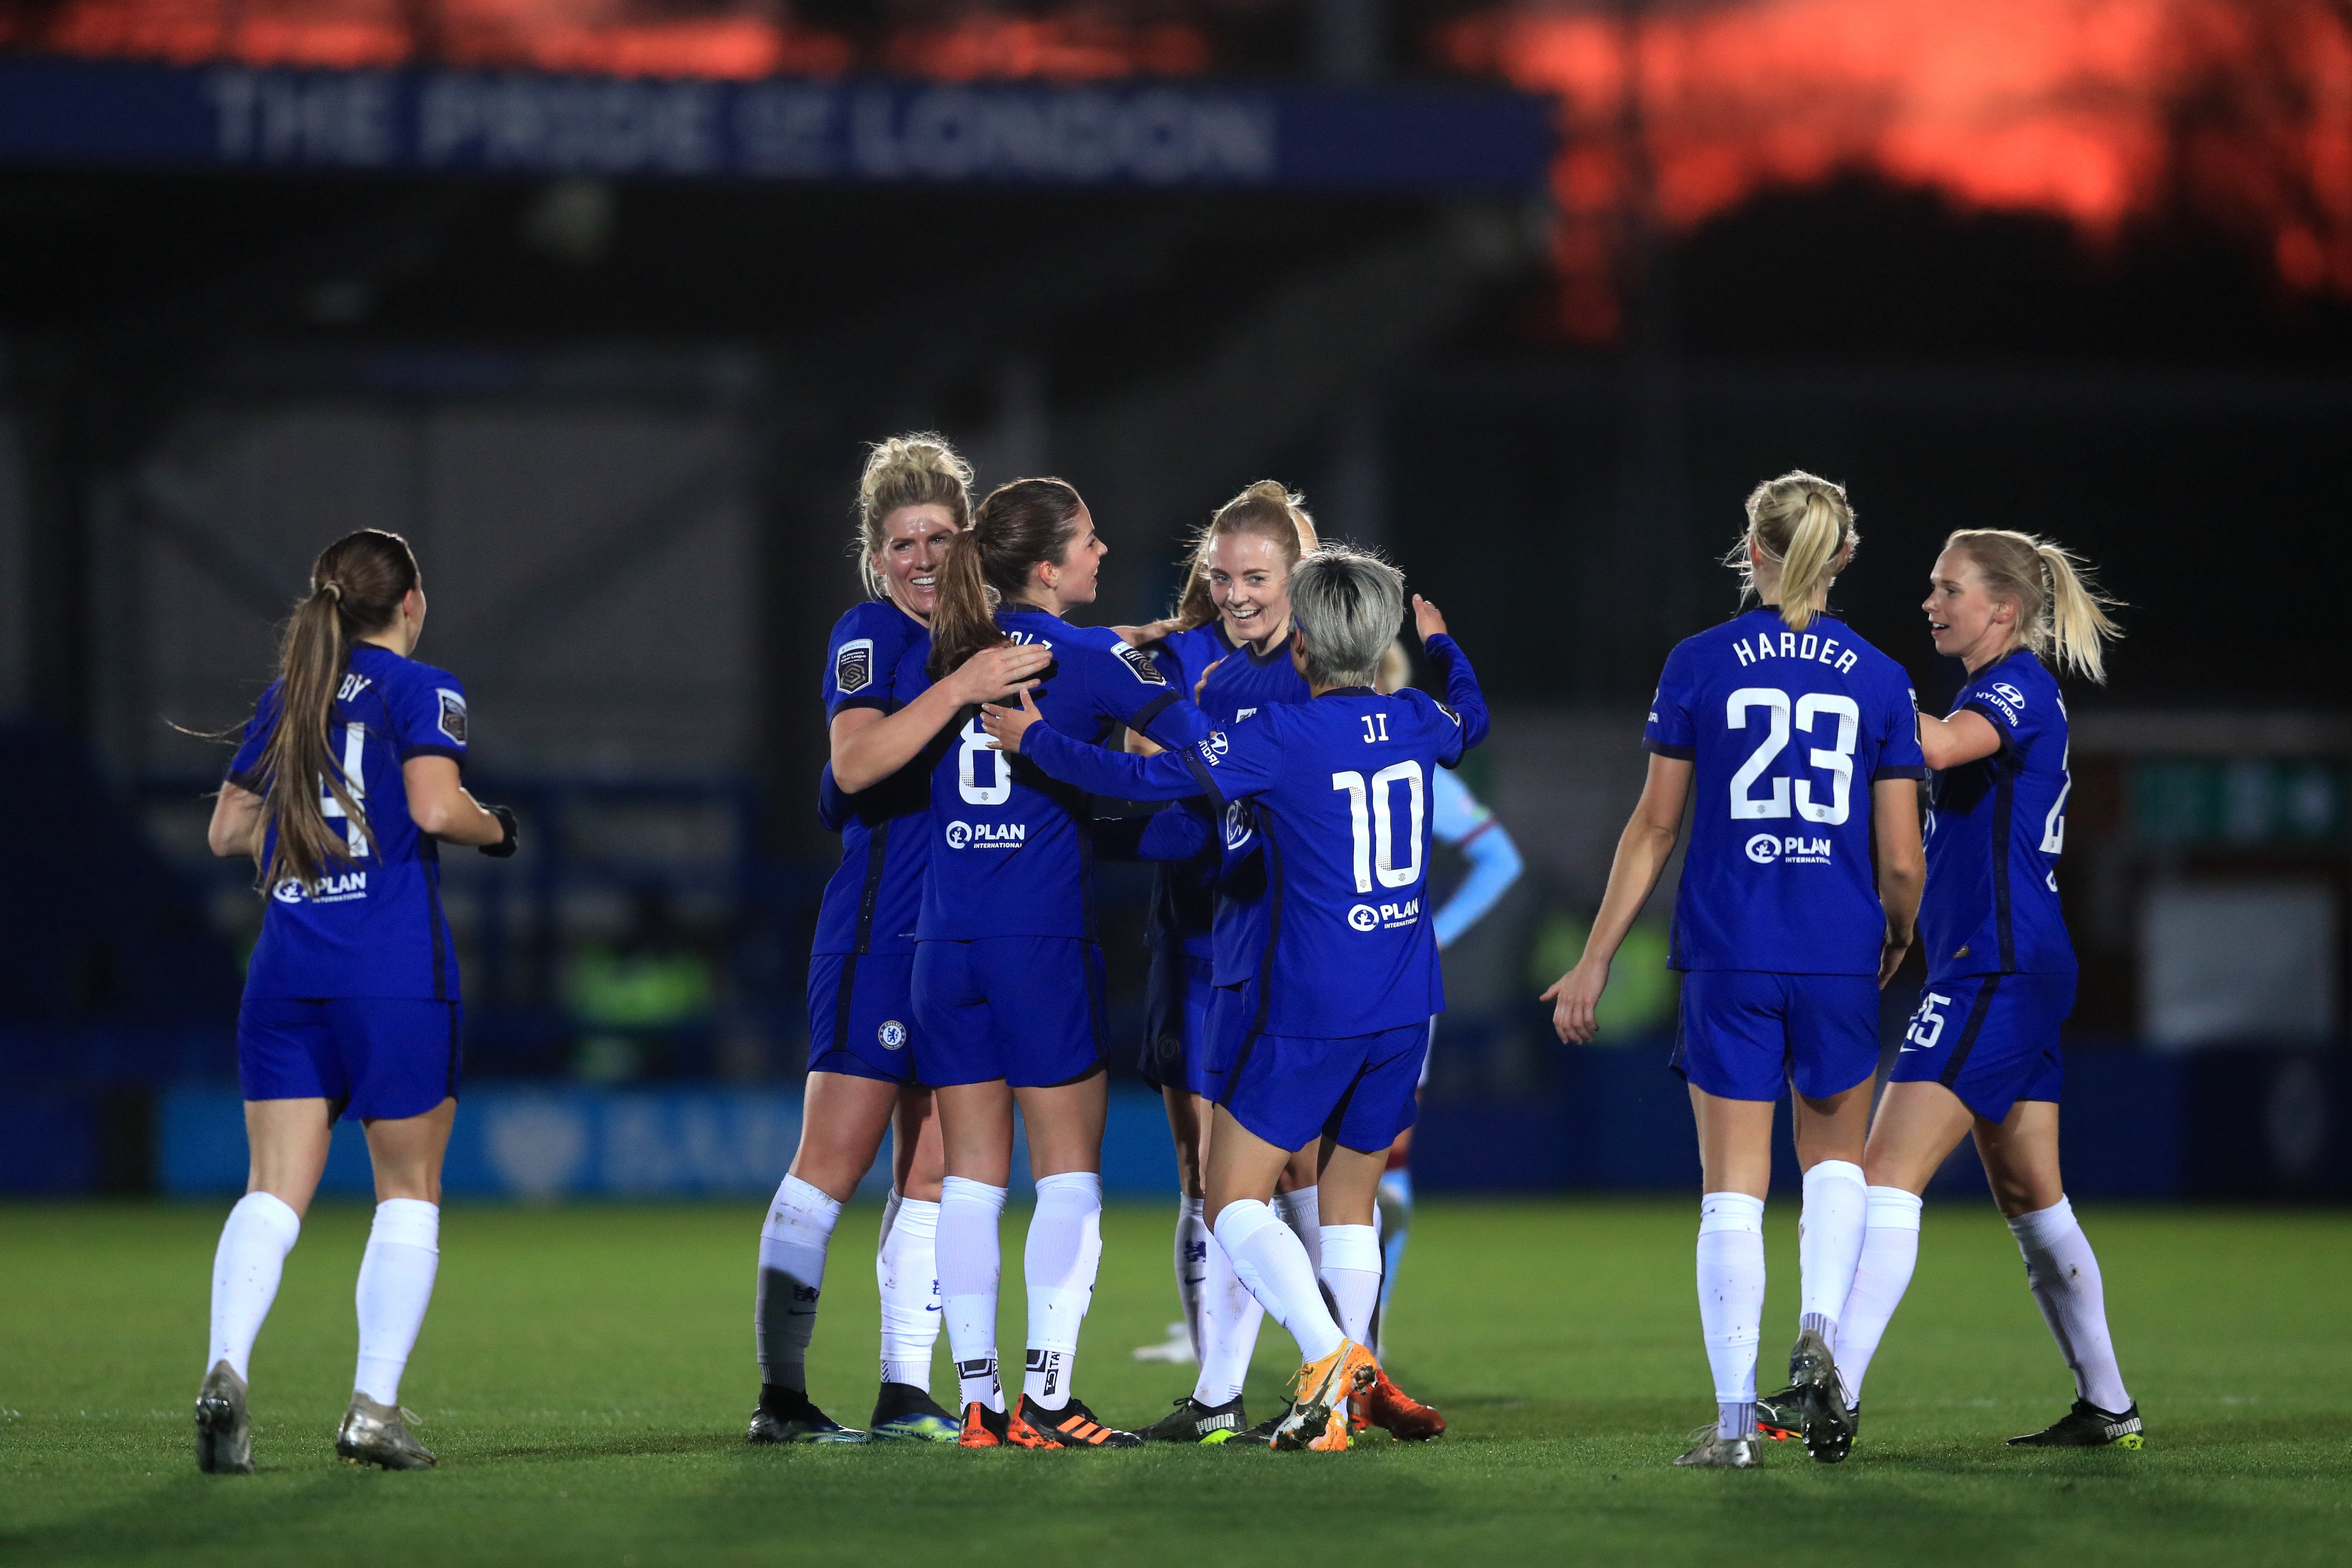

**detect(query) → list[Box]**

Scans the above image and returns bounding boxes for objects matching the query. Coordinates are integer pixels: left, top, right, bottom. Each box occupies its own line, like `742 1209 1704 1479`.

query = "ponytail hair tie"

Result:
321 581 342 602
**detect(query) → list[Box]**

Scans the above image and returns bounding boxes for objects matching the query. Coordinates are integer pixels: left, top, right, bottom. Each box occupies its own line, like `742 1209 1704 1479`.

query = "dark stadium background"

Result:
0 0 2346 1202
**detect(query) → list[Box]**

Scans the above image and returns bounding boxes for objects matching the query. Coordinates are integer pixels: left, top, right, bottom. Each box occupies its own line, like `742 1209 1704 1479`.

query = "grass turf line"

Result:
1 1199 2345 1567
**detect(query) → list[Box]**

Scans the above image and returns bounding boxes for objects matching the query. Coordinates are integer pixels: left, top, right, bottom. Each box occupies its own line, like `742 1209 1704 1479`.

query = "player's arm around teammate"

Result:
1542 473 1924 1468
1824 531 2141 1451
752 436 1053 1445
909 477 1216 1450
988 560 1488 1449
197 529 518 1476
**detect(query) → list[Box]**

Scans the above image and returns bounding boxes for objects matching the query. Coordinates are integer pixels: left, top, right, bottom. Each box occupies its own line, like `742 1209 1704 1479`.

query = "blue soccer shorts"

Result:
1670 970 1881 1102
1138 950 1216 1098
911 936 1106 1089
1219 1021 1428 1156
806 951 923 1085
1888 969 2074 1122
238 996 462 1122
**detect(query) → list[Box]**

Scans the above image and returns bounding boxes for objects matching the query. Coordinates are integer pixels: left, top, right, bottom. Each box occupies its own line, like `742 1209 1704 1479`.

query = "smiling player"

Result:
904 476 1215 1450
1786 529 2140 1453
1543 473 1925 1467
749 436 1053 1445
985 547 1487 1451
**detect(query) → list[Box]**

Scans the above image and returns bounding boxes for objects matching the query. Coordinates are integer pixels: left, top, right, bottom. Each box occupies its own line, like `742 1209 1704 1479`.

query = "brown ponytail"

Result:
928 477 1088 675
257 529 419 892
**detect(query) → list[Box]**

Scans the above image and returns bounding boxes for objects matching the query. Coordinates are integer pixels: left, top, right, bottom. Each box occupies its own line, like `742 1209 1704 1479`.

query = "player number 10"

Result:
1331 761 1425 894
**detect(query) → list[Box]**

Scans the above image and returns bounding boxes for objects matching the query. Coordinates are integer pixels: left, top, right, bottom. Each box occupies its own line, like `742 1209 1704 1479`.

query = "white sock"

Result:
1173 1196 1209 1362
208 1192 301 1381
1834 1187 1922 1408
877 1191 942 1390
938 1175 1008 1411
353 1199 440 1406
1214 1199 1344 1365
1697 1192 1766 1439
755 1174 841 1391
1190 1229 1265 1408
1318 1224 1382 1346
1021 1172 1103 1412
1272 1187 1322 1276
1798 1159 1868 1350
2009 1196 2131 1413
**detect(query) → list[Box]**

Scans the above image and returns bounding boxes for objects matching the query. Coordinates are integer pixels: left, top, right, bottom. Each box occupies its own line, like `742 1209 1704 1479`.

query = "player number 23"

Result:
1726 687 1859 826
1331 761 1425 894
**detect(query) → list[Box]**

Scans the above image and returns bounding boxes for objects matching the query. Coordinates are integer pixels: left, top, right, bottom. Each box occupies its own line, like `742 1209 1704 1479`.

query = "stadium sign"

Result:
0 56 1553 195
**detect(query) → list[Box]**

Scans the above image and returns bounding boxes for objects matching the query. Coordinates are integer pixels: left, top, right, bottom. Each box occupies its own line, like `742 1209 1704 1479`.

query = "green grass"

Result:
3 1199 2346 1567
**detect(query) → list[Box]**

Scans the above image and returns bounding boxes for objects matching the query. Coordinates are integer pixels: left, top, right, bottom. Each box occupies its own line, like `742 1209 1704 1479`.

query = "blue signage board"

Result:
0 56 1553 195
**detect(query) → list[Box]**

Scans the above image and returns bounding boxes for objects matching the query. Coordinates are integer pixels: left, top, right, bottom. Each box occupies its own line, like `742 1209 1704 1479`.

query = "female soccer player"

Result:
904 476 1215 1450
985 547 1488 1451
1367 641 1524 1355
750 436 1054 1444
1801 529 2139 1451
1542 472 1925 1468
197 528 519 1474
1119 483 1338 1445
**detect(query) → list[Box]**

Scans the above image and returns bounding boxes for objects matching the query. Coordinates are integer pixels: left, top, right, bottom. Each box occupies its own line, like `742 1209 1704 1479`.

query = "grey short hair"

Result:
1289 544 1403 689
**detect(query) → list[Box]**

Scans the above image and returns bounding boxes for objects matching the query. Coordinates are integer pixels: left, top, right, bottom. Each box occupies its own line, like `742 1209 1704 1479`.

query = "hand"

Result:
979 689 1043 755
1878 925 1914 989
1413 593 1448 642
479 803 520 859
1540 958 1607 1044
1194 656 1225 702
1110 618 1181 648
946 642 1053 707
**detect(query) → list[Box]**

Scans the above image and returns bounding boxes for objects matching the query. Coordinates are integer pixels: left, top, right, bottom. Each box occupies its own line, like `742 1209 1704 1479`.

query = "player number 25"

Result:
1726 687 1859 826
1332 761 1424 894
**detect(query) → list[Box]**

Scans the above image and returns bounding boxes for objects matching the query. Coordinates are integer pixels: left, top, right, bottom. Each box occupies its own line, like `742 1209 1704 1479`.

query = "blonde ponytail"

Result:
1729 470 1853 633
1944 529 2122 684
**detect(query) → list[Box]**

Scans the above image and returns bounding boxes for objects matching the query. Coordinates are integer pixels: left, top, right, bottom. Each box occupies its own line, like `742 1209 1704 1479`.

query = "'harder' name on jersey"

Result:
1729 627 1860 674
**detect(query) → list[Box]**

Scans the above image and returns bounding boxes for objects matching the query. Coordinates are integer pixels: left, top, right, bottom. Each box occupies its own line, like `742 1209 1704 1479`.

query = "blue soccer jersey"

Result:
811 600 937 958
1014 636 1490 1036
901 607 1212 941
1921 649 2077 982
1142 622 1242 963
1197 636 1315 985
1645 610 1927 976
227 643 471 1000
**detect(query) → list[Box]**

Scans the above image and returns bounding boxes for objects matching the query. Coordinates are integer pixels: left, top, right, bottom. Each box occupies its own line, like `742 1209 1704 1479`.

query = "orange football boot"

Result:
1271 1340 1377 1452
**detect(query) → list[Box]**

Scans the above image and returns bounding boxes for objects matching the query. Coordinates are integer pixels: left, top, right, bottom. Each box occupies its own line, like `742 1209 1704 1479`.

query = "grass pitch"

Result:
3 1198 2346 1567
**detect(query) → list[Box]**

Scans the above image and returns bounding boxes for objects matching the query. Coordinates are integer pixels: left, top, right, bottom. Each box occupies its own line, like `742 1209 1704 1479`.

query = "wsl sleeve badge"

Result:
834 638 875 695
436 689 468 746
1113 642 1169 686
